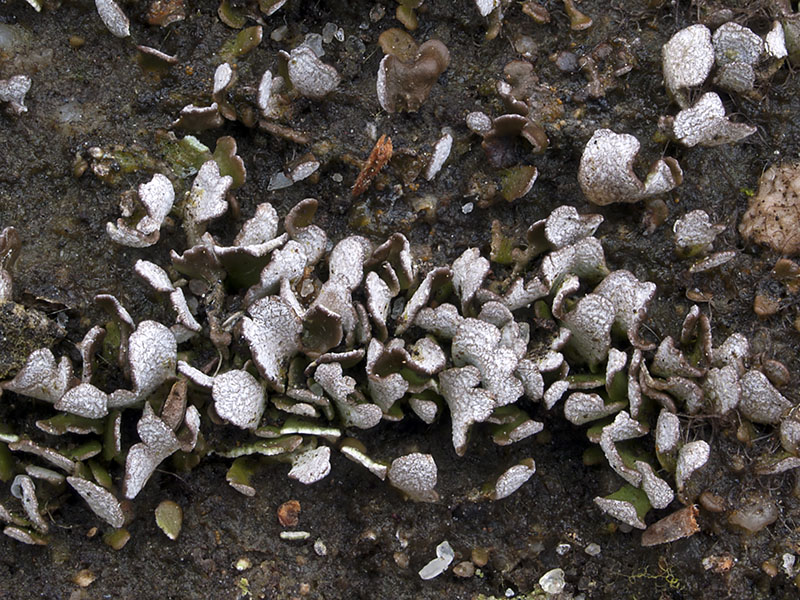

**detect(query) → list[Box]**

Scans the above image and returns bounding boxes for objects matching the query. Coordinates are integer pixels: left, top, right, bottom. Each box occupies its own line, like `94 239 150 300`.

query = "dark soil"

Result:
1 1 800 599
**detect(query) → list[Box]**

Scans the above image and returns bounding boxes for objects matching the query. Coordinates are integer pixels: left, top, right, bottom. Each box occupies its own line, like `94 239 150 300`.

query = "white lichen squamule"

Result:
2 157 798 548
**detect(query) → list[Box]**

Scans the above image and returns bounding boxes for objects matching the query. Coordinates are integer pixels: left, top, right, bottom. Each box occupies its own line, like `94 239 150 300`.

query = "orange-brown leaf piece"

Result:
352 135 393 198
277 499 301 527
641 504 699 547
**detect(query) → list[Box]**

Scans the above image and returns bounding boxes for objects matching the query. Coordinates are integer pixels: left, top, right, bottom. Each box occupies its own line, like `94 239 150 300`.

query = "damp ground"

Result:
1 1 800 599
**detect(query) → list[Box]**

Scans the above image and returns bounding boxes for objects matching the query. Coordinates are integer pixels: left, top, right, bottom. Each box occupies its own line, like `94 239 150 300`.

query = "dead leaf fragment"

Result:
277 500 301 527
740 163 800 256
352 135 392 198
641 505 699 547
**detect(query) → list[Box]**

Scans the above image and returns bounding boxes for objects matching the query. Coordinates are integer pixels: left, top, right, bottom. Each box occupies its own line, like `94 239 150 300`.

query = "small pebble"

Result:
753 294 780 317
462 202 474 214
585 543 601 556
271 25 288 42
699 490 726 513
539 568 566 594
762 359 790 387
69 35 85 49
236 558 251 571
471 547 489 567
453 561 475 578
72 569 96 588
729 497 779 533
556 543 571 555
763 560 779 577
313 539 327 556
369 4 385 22
553 50 579 72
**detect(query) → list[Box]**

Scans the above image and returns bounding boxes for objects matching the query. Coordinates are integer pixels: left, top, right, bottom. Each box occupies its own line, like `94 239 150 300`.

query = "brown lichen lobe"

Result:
740 162 800 256
377 39 450 113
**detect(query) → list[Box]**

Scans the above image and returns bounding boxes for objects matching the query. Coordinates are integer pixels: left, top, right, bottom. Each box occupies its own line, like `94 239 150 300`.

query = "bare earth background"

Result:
1 1 800 598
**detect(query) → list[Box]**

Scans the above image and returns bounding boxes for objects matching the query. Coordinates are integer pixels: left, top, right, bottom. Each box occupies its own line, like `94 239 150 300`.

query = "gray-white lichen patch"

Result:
593 270 656 350
561 294 615 368
712 22 763 68
490 458 535 500
766 21 788 59
288 446 331 484
739 370 792 425
283 45 340 100
184 160 232 240
5 171 800 545
673 210 725 256
635 461 674 509
2 348 72 404
128 320 177 400
94 0 130 38
0 75 31 115
451 318 523 407
466 111 492 135
662 24 714 102
242 296 301 392
474 0 500 18
424 131 453 181
439 366 496 455
67 477 125 528
594 496 647 530
212 370 266 429
107 174 175 247
543 206 604 250
387 453 438 502
11 475 47 533
665 92 756 147
123 405 181 499
578 129 682 205
564 392 624 426
675 440 710 496
54 383 108 419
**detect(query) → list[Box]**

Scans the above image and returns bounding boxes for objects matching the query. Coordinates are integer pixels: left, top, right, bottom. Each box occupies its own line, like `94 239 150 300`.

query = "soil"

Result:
1 1 800 599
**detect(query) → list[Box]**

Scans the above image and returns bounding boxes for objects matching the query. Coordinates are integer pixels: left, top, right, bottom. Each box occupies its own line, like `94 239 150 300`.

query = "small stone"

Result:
699 491 726 513
753 294 780 317
453 561 475 577
539 568 566 594
72 569 96 588
313 539 327 556
394 551 409 568
236 558 252 571
418 540 454 580
585 542 601 556
728 495 779 533
471 547 489 567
